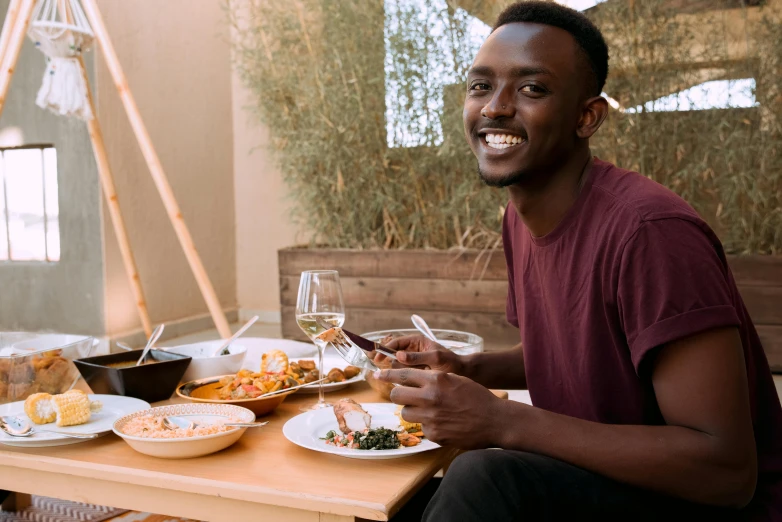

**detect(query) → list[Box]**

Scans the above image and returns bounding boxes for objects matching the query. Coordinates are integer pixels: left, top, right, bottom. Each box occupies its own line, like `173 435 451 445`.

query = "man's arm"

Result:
379 327 756 508
494 326 756 507
463 342 526 389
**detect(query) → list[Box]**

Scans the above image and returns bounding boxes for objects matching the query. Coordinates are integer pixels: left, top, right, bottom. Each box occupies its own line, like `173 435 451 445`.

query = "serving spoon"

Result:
211 315 259 357
162 416 269 431
0 416 98 439
136 324 165 367
411 314 438 342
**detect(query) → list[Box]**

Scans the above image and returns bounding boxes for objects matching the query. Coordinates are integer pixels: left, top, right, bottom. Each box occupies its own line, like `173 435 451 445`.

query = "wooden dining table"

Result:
0 381 464 522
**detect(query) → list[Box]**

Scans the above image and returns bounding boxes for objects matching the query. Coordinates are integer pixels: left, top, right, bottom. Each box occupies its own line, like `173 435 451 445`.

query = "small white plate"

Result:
0 395 150 447
283 403 440 460
113 403 256 459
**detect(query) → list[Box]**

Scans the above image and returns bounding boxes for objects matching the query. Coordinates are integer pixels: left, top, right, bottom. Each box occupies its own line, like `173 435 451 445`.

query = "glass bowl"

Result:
360 328 483 400
0 332 97 405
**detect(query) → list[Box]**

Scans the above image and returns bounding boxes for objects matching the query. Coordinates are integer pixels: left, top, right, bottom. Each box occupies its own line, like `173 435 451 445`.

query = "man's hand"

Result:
373 367 504 449
375 334 466 375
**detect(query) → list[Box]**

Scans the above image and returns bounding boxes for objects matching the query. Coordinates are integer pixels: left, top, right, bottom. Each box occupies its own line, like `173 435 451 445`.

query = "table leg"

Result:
1 491 31 511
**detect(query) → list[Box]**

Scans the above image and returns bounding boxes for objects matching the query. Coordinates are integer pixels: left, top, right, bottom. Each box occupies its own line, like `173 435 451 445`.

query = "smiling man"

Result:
374 2 782 521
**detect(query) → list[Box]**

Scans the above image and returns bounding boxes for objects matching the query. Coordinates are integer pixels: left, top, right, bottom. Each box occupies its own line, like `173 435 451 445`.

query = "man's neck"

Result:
507 149 593 238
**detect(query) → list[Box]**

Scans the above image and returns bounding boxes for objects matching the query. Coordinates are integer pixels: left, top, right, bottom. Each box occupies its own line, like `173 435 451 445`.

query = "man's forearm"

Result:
462 343 526 389
492 400 756 508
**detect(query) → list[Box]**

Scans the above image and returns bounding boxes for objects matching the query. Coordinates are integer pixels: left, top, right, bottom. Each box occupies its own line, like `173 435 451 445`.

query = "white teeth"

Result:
484 133 524 149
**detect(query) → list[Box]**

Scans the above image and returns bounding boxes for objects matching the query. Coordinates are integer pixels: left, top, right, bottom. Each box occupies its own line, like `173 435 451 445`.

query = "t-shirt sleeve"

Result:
617 218 741 374
502 204 519 328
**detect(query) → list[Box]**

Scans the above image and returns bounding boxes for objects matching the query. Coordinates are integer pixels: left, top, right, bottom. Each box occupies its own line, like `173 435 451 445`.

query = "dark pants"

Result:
394 450 740 522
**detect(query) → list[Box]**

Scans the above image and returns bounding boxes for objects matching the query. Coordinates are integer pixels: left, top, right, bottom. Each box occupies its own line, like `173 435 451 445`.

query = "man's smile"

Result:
477 130 527 154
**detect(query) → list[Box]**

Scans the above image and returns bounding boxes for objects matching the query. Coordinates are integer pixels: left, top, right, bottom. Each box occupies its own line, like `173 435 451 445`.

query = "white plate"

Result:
0 395 150 447
113 403 256 459
283 403 440 460
239 339 363 393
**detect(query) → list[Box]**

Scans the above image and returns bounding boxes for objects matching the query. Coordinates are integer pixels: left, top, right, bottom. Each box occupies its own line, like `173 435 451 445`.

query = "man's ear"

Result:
577 96 609 139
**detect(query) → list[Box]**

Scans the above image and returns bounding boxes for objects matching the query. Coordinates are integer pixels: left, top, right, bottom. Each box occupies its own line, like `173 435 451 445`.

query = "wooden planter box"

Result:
278 248 782 371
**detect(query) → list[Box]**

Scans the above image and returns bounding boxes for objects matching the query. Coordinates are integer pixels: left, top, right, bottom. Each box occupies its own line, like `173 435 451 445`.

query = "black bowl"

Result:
74 349 191 403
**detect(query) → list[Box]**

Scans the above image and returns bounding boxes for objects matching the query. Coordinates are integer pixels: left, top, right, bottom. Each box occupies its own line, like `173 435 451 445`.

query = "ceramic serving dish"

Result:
176 375 297 416
74 349 191 403
113 402 255 459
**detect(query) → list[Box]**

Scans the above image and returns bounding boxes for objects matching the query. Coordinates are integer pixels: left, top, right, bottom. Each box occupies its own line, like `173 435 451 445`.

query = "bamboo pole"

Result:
0 0 34 119
80 0 232 339
0 0 22 64
76 57 153 338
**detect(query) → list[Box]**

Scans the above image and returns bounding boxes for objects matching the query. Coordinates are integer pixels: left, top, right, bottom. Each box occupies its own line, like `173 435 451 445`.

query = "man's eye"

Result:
521 85 546 94
469 83 491 91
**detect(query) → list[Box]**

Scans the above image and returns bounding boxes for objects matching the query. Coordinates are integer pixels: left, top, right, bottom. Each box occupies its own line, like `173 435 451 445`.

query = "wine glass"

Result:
295 270 345 411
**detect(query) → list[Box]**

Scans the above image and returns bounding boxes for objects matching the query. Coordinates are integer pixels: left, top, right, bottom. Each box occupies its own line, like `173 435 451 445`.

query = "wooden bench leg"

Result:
1 492 31 511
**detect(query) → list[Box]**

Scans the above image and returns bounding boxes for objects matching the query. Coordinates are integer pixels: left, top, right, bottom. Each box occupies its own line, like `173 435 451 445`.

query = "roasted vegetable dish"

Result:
290 359 362 384
215 350 303 399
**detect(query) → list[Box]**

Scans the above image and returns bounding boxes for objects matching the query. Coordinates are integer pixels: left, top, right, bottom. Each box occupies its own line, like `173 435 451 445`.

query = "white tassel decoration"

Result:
36 57 92 119
27 0 95 120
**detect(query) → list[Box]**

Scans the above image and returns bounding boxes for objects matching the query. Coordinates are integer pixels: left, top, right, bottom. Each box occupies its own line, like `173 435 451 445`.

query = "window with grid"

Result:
0 144 60 262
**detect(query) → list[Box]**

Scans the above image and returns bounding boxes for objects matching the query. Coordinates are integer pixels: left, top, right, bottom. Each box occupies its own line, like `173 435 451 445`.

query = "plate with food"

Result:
0 390 150 447
283 398 439 459
113 403 256 459
176 350 305 415
290 354 364 393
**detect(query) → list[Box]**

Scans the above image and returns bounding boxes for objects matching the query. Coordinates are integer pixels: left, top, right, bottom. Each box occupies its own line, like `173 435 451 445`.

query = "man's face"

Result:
464 23 588 187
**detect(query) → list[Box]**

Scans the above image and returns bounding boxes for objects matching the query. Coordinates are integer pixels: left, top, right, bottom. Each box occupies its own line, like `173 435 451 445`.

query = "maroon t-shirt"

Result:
502 158 782 520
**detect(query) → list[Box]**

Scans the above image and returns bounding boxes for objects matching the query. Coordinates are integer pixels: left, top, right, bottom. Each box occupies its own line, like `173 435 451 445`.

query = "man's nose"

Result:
481 91 515 119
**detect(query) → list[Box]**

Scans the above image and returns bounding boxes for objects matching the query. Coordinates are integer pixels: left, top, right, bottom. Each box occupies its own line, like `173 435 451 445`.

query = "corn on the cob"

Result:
395 405 422 433
261 350 289 374
51 390 101 427
24 392 56 424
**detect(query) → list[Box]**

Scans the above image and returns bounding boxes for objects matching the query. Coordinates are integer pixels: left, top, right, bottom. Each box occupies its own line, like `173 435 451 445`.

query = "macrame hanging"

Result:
27 0 94 120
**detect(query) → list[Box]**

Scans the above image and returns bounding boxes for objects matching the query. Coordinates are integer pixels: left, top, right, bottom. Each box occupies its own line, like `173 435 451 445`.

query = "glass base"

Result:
299 401 333 412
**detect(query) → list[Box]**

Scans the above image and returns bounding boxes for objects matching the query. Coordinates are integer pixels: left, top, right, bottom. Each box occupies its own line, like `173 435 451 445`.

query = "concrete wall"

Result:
96 0 237 336
0 0 104 335
232 72 300 321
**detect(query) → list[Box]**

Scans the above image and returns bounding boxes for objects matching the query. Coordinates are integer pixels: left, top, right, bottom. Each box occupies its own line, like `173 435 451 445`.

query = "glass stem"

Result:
317 343 326 406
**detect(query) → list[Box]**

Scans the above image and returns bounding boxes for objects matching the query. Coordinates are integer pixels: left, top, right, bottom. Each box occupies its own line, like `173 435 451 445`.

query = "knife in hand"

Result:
341 329 398 361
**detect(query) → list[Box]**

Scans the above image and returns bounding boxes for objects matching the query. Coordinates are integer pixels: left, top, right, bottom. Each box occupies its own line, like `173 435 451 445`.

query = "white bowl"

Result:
161 341 247 383
113 403 255 459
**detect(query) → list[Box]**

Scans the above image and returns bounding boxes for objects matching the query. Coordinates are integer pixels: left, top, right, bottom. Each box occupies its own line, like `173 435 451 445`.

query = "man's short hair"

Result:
494 1 609 95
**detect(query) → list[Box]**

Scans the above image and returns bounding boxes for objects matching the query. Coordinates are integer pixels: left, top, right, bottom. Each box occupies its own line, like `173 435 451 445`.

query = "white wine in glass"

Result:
295 270 345 411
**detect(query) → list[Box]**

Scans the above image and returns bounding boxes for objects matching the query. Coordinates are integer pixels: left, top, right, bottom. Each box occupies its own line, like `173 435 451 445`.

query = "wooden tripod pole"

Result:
0 0 22 64
80 0 232 339
0 0 34 118
76 56 153 338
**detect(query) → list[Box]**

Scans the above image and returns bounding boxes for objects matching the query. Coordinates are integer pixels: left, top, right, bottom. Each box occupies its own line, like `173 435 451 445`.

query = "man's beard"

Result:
477 167 527 188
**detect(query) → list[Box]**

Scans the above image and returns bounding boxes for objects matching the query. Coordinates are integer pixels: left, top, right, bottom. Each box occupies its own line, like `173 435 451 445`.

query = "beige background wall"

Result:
96 0 237 336
0 1 104 335
232 72 300 320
